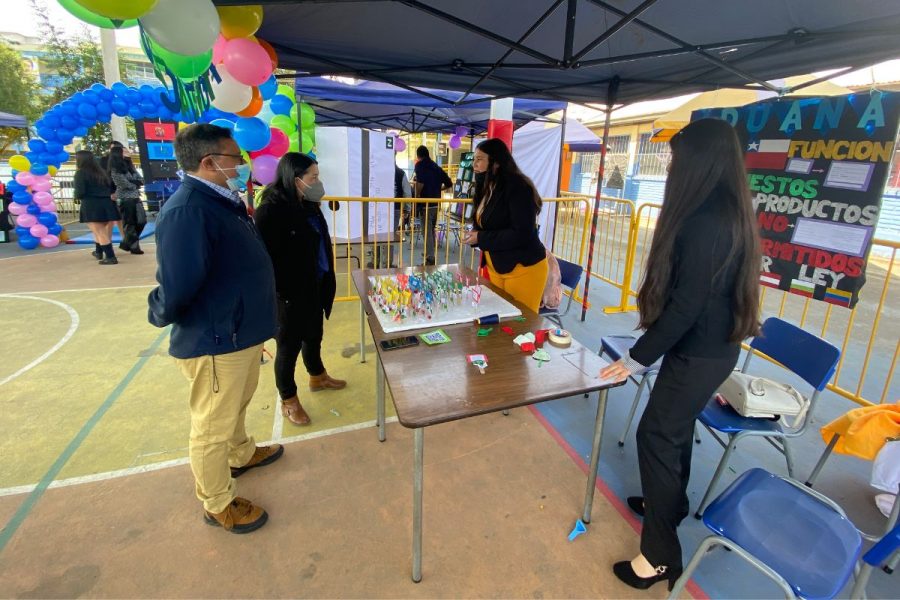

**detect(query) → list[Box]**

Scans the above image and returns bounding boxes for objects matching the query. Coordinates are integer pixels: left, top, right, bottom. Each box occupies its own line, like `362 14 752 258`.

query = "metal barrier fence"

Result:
51 169 80 224
632 202 899 407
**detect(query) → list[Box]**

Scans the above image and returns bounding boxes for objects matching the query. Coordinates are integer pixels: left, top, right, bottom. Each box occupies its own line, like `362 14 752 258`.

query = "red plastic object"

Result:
534 329 547 347
487 119 514 149
501 326 514 335
520 342 535 353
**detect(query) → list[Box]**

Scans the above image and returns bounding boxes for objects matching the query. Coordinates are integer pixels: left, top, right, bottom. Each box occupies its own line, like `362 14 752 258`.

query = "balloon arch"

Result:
7 0 321 250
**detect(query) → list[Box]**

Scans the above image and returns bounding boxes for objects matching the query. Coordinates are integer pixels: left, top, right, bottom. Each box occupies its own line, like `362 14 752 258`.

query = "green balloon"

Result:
148 38 212 81
57 0 138 28
288 136 300 153
301 131 313 154
276 84 296 101
270 114 297 135
299 103 316 129
289 105 297 122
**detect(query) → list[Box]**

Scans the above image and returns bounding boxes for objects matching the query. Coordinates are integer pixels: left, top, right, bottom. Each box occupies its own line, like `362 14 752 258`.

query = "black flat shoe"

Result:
627 496 645 517
613 560 678 591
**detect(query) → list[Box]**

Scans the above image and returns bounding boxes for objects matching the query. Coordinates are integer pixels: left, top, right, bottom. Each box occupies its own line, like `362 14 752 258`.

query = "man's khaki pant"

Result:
176 343 263 513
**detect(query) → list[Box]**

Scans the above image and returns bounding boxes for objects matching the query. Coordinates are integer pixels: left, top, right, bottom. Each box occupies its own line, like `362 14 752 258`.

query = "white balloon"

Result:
210 65 253 113
140 0 220 56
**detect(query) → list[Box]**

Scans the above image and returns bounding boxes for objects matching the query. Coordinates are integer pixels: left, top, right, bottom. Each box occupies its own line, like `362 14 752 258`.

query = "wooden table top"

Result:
352 264 624 429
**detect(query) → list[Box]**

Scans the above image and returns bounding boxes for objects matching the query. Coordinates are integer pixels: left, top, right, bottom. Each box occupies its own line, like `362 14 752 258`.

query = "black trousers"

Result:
636 351 737 572
274 298 325 400
119 198 145 250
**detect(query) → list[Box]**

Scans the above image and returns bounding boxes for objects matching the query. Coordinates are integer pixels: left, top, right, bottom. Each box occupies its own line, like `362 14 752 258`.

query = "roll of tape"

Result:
548 328 572 347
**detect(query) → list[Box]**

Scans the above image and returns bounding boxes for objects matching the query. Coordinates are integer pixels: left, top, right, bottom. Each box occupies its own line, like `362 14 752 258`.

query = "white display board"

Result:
318 127 363 240
367 130 394 236
369 285 522 334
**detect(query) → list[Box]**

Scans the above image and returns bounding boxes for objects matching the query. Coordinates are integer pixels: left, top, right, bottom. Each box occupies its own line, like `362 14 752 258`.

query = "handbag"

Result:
135 201 147 227
718 371 809 428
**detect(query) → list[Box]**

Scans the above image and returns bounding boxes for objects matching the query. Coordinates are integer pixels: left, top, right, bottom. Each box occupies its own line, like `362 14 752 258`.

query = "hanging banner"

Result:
694 92 900 309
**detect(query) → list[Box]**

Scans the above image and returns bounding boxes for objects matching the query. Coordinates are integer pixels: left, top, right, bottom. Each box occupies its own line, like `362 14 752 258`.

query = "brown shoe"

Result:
230 444 284 478
281 396 311 426
204 497 268 534
309 371 347 392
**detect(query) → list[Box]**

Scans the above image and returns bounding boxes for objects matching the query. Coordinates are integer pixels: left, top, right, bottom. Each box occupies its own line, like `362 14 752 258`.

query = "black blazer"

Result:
254 196 337 319
630 196 743 367
472 175 546 274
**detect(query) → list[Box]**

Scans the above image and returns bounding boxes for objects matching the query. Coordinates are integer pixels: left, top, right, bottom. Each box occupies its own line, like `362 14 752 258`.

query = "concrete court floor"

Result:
0 231 895 598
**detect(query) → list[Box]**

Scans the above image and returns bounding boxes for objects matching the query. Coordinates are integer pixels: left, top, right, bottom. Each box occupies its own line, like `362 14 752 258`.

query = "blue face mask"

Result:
214 160 251 191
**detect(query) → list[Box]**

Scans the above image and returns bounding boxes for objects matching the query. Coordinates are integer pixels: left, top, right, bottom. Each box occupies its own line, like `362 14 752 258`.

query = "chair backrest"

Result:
556 257 584 290
862 521 900 567
749 317 840 391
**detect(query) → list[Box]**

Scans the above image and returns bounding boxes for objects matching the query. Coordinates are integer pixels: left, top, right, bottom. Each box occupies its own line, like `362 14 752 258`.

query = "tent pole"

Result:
550 106 568 252
580 77 619 322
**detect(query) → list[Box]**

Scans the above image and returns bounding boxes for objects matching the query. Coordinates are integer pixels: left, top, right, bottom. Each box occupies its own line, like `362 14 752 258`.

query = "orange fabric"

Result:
484 251 548 313
820 402 900 460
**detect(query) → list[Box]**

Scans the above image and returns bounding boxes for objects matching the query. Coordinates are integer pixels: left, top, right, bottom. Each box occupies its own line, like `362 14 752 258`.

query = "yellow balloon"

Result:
74 0 158 20
217 5 264 39
9 155 30 172
48 166 58 176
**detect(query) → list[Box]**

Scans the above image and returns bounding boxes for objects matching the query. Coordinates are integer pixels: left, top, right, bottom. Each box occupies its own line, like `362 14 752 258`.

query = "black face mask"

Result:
474 171 486 186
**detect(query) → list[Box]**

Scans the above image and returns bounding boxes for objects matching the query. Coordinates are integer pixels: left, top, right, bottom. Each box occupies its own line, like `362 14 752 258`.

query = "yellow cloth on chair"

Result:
820 402 900 460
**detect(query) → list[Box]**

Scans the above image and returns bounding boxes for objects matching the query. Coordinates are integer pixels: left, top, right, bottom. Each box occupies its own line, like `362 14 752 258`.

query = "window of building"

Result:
635 132 671 177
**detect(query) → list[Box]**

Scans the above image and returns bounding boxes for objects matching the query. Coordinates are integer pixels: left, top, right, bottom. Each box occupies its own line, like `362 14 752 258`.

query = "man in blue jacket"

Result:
148 124 281 534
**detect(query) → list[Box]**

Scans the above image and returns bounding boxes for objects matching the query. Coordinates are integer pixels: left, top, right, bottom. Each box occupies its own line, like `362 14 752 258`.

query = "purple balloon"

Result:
394 136 406 153
449 135 462 149
252 154 279 185
455 125 469 137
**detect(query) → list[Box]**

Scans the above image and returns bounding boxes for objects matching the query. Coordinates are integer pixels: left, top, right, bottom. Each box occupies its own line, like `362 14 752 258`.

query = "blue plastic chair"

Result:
694 317 841 518
539 257 583 329
669 468 900 600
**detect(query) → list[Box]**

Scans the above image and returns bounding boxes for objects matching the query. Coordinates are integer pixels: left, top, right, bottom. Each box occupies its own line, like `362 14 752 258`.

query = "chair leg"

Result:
695 434 739 519
782 437 795 479
668 536 719 599
693 423 702 444
502 410 510 416
805 433 840 487
617 375 648 447
849 563 876 600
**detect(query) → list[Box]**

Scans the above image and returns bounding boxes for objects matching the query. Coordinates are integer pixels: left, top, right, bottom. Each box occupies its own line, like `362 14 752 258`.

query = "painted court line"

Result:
0 295 80 388
0 327 171 556
271 391 284 442
527 405 710 600
1 284 157 295
0 418 398 498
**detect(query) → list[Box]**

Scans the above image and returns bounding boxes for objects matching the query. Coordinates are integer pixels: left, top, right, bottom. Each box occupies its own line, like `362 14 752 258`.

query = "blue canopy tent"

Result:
295 76 566 133
0 111 28 129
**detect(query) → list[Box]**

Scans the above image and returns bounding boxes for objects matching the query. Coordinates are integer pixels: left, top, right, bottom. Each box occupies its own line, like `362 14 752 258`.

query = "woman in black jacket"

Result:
107 145 145 254
74 150 119 265
462 138 547 312
601 119 762 591
254 153 346 426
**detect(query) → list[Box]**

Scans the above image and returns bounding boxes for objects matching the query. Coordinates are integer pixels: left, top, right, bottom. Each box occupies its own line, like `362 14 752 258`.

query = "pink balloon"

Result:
32 173 51 183
40 234 60 248
222 37 273 86
8 203 26 216
16 214 37 228
212 34 227 64
394 137 406 153
31 180 52 192
263 127 289 157
30 223 48 238
252 154 279 185
33 191 53 204
15 172 34 186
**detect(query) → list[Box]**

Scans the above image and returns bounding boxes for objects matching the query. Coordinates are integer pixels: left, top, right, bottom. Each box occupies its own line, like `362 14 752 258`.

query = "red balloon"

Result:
262 127 290 157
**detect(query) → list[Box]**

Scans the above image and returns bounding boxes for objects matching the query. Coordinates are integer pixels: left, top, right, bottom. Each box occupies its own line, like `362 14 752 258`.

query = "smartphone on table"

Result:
380 335 420 351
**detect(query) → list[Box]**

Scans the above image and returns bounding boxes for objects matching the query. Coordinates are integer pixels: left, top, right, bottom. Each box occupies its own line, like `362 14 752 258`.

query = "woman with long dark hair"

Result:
74 150 119 265
462 138 547 312
254 153 346 426
107 145 145 254
601 118 761 591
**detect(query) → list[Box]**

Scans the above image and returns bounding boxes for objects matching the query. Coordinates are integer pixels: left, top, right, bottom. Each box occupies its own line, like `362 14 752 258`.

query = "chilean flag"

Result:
745 139 790 170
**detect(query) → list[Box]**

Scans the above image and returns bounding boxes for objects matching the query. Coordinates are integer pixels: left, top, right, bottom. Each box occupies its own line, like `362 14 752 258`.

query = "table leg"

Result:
582 389 609 524
376 352 386 442
359 301 367 364
412 428 424 583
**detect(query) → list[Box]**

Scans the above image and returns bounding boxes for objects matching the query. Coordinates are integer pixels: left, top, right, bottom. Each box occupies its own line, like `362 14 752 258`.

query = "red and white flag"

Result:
745 139 790 170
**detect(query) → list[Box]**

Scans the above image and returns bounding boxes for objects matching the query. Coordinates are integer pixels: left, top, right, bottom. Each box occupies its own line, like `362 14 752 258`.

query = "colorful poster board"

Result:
694 92 900 309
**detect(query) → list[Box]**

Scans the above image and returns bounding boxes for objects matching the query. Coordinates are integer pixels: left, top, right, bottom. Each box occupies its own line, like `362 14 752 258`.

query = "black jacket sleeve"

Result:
629 216 732 366
73 171 87 199
475 179 539 253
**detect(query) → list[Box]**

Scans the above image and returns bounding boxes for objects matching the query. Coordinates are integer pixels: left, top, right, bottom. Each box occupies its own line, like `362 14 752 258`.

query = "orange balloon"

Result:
257 38 278 69
235 86 263 117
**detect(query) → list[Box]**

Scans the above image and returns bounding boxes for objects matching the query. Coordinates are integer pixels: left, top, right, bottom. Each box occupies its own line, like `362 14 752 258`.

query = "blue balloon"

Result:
18 234 39 250
127 106 142 119
28 139 46 153
61 115 79 129
15 226 29 236
45 141 64 154
27 203 41 215
233 117 271 152
77 103 97 119
125 89 142 105
139 84 158 101
204 107 231 121
48 223 63 236
30 164 48 176
56 129 74 143
110 99 128 117
43 114 61 128
57 102 76 116
7 181 24 193
25 151 40 163
210 118 236 131
259 75 277 100
111 81 129 96
157 105 174 120
96 101 112 115
12 191 32 204
38 212 58 226
56 151 70 164
270 94 293 115
139 101 158 117
99 88 114 102
37 128 57 142
82 90 100 104
74 126 89 137
97 112 111 124
38 152 55 164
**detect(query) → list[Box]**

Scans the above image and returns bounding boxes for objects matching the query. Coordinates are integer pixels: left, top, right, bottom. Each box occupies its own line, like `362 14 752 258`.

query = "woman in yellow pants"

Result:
462 138 548 312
